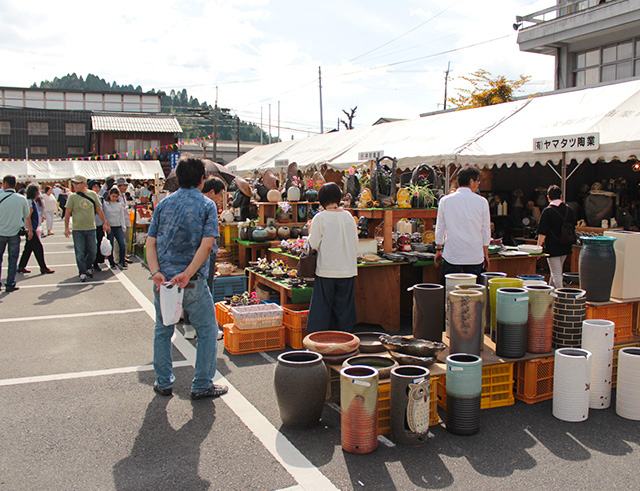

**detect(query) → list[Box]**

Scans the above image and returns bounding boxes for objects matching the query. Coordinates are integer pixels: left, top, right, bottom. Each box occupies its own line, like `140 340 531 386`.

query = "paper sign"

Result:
533 133 599 153
358 150 384 161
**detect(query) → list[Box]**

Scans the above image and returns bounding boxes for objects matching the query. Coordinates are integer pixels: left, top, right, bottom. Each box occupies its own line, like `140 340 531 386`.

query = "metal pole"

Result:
318 66 324 133
277 100 280 140
443 61 451 110
213 85 219 162
561 151 567 198
268 103 272 144
236 116 240 158
260 106 263 144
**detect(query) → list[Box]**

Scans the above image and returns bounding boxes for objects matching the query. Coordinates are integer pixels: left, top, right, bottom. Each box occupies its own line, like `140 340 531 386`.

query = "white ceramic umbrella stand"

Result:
616 347 640 421
553 348 592 422
581 319 614 409
445 273 477 336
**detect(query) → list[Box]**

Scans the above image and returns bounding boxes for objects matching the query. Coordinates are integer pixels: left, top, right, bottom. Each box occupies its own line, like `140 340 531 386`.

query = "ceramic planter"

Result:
251 227 269 242
390 366 430 445
342 355 398 379
267 189 282 203
616 347 640 420
287 186 301 202
444 274 477 336
525 285 555 353
304 189 319 202
277 226 291 239
496 288 529 358
408 283 445 342
552 348 592 422
454 283 487 342
488 277 524 340
340 366 379 454
552 288 586 348
581 319 614 409
448 290 484 356
562 272 580 287
481 272 506 333
274 351 328 427
303 331 360 356
445 353 482 435
579 236 617 302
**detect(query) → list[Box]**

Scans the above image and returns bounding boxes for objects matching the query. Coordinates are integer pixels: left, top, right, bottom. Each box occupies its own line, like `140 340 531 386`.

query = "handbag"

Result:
297 245 318 279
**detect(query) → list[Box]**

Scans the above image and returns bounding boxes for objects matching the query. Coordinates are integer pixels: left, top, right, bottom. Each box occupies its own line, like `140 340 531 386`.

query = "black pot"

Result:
562 272 580 287
304 189 318 202
390 366 430 445
579 236 616 302
409 283 444 342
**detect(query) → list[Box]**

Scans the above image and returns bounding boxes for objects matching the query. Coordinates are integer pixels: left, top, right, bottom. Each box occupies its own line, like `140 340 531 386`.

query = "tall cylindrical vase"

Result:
390 365 430 445
488 277 524 341
445 354 482 435
581 319 614 409
455 283 487 343
525 285 555 354
552 348 592 422
445 274 477 336
340 366 379 454
274 351 329 427
552 288 586 348
496 288 529 358
579 236 617 302
615 347 640 421
409 283 445 342
481 272 506 334
448 290 484 356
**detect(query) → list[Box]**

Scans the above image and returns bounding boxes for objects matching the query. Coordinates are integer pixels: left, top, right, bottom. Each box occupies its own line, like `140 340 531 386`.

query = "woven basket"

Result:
230 303 283 330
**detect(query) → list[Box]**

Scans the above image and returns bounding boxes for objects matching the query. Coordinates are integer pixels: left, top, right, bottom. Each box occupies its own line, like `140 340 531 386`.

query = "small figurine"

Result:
358 188 374 208
397 234 412 252
396 187 411 208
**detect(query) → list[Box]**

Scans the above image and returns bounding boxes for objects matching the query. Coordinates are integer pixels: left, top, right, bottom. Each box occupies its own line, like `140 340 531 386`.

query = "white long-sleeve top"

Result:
43 193 58 213
435 187 491 265
308 209 358 278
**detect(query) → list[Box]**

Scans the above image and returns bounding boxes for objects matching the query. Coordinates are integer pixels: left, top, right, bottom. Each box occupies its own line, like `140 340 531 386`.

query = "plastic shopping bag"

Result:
100 236 113 256
160 283 184 326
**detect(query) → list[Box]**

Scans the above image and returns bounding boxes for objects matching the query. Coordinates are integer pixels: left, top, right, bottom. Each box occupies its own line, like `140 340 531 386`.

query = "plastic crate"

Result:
285 325 306 349
282 304 310 330
221 223 239 247
515 356 554 404
223 323 285 355
438 363 515 410
612 342 640 387
213 275 247 304
586 302 636 344
215 302 233 327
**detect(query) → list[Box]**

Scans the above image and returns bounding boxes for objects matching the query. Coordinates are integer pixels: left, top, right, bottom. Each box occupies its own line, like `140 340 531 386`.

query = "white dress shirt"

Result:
435 187 491 265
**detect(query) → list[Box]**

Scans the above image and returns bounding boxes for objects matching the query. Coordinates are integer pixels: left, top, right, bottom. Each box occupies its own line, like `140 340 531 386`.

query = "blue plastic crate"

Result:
213 275 247 303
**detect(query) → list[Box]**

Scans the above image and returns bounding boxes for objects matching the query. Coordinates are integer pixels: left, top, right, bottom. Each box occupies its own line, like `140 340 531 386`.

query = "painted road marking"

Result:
17 280 121 289
0 308 145 324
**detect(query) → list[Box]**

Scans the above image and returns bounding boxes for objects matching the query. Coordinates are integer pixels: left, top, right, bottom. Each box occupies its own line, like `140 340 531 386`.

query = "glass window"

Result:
67 147 84 156
575 70 586 87
30 146 47 155
0 121 9 135
27 122 48 136
636 60 640 77
0 145 9 154
618 42 633 60
602 64 616 82
576 53 586 69
618 61 633 79
585 67 599 85
585 49 600 67
65 123 85 136
603 46 616 63
636 40 640 57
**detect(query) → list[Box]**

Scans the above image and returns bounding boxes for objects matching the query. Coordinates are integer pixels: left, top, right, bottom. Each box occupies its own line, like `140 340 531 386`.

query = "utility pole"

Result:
277 100 280 140
318 66 324 133
268 103 272 144
213 85 219 162
260 106 263 144
236 116 241 158
443 61 451 111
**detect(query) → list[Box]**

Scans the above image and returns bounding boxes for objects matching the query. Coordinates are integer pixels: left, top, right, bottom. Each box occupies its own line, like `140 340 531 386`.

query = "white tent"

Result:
227 140 297 173
0 160 165 181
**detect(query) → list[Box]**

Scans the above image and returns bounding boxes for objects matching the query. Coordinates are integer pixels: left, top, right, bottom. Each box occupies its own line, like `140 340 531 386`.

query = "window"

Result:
114 139 160 159
67 146 84 156
30 146 47 155
0 145 9 154
65 123 85 136
574 37 640 87
0 121 9 135
27 122 48 136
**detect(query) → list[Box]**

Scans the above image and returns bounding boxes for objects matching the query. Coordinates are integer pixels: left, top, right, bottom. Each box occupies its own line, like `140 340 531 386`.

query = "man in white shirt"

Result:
435 166 491 279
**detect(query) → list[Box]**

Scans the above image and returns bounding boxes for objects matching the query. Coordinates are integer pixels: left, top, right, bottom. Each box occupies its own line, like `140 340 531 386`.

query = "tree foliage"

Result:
32 73 274 142
448 69 530 109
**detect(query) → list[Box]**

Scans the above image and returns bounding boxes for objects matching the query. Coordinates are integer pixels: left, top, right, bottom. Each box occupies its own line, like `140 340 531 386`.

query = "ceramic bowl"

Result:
388 350 435 368
379 334 446 358
355 332 387 353
322 349 359 365
342 355 398 379
303 331 360 355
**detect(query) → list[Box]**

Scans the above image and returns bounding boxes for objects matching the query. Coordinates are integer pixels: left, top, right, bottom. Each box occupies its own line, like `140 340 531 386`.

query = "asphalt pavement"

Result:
1 218 639 490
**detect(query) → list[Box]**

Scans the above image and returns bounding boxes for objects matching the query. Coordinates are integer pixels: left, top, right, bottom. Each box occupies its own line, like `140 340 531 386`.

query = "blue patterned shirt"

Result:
148 187 218 279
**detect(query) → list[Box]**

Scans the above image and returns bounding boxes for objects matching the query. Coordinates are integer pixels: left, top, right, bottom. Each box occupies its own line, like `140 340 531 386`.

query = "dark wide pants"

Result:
440 259 484 284
307 276 356 333
94 225 105 267
18 233 47 271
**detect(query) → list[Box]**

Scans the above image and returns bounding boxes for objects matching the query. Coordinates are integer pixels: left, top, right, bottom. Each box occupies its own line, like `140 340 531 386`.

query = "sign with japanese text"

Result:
169 151 181 170
533 133 599 153
274 159 289 168
358 150 384 161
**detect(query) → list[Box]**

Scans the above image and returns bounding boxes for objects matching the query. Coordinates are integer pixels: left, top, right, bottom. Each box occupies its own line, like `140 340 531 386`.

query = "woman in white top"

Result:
307 182 358 332
42 186 59 236
102 187 128 269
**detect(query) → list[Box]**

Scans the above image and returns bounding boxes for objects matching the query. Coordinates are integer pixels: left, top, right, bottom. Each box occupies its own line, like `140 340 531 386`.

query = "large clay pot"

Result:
251 227 269 242
448 290 484 356
525 285 554 353
305 189 319 202
239 224 253 241
277 226 291 239
274 351 328 427
579 236 616 302
290 227 301 239
340 366 378 454
444 273 477 336
267 188 282 203
552 288 586 348
454 283 487 342
480 272 506 334
265 225 278 240
287 186 301 202
303 331 360 356
553 348 592 422
390 365 430 445
445 354 482 436
581 319 614 409
342 355 398 379
616 347 640 420
496 287 529 358
408 283 444 342
488 277 523 340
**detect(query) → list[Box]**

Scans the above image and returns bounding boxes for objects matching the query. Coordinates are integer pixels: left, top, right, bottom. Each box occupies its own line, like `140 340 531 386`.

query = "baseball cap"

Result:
116 177 127 186
71 175 87 184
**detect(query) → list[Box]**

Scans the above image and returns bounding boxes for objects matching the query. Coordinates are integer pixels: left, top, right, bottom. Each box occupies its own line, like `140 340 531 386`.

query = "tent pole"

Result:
445 164 450 194
561 151 567 198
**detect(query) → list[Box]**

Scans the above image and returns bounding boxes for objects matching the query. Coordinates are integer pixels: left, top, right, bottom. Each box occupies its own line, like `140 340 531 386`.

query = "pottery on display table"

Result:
579 236 617 302
340 366 379 454
553 348 592 422
454 284 487 339
562 272 580 287
390 365 431 445
525 284 554 353
488 277 523 340
305 189 319 202
322 349 360 365
445 353 482 435
379 334 445 358
448 290 484 356
274 351 328 427
267 189 283 203
480 272 506 333
303 331 360 356
552 288 586 348
581 319 614 409
354 332 386 353
251 227 269 242
389 351 435 368
496 287 529 358
342 355 398 379
408 283 445 342
290 227 301 239
277 226 291 239
616 347 640 420
287 186 301 202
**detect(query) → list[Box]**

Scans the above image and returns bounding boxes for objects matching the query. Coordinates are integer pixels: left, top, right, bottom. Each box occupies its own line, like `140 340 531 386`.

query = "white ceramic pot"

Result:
444 273 477 336
287 186 301 202
616 347 640 420
267 189 282 203
581 319 614 409
552 348 592 422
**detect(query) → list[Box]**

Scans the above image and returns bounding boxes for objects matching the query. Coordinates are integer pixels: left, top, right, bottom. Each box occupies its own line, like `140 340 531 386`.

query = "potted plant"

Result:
407 183 436 208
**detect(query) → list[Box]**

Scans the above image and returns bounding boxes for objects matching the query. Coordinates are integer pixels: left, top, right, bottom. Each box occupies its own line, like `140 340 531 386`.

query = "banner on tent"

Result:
358 150 384 161
533 133 599 153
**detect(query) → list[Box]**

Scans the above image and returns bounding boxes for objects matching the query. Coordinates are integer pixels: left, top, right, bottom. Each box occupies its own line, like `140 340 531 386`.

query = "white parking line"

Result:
112 270 339 491
17 280 121 289
0 308 145 323
2 263 78 270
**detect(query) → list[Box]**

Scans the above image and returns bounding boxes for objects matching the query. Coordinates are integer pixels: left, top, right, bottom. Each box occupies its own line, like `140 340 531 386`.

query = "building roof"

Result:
91 114 182 133
373 117 404 125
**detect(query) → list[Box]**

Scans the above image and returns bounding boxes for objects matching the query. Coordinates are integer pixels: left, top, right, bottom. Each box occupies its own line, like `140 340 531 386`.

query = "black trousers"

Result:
18 233 47 271
440 259 484 284
94 225 104 266
307 276 356 333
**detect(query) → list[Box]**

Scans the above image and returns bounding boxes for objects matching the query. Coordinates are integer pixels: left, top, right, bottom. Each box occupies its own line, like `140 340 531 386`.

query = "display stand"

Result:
256 201 320 226
236 239 272 268
420 254 544 283
246 269 313 305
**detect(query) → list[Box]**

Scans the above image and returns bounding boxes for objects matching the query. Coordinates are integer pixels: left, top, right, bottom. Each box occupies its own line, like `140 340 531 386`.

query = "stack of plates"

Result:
517 244 543 254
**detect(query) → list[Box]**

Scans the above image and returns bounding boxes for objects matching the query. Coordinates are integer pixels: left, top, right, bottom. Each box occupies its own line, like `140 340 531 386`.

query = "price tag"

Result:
352 379 371 387
413 377 425 384
450 366 464 371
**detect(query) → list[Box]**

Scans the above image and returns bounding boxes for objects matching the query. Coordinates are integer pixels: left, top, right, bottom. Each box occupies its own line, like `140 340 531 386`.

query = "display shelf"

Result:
256 201 320 225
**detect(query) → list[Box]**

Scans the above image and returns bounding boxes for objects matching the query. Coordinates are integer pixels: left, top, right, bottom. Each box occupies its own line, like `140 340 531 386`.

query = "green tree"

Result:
448 69 530 109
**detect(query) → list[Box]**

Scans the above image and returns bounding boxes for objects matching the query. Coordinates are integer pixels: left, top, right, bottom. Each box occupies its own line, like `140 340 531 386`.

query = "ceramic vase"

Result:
252 227 268 242
581 319 614 409
409 283 444 342
305 189 319 202
444 273 477 336
481 272 506 334
287 186 301 202
390 366 430 445
340 366 379 454
562 272 580 287
277 226 290 239
445 354 482 436
496 288 529 358
616 347 640 420
552 288 586 348
274 351 328 427
267 189 282 203
454 283 487 345
579 236 617 302
448 290 484 356
488 277 524 341
303 331 360 356
552 348 592 422
525 285 554 353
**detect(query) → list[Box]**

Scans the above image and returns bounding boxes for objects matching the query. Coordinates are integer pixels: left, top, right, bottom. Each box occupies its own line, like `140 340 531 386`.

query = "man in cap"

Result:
64 176 111 282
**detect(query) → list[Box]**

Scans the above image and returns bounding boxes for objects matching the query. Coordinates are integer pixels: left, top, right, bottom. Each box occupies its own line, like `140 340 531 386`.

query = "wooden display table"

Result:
236 239 272 268
256 201 320 226
421 254 544 282
247 269 314 305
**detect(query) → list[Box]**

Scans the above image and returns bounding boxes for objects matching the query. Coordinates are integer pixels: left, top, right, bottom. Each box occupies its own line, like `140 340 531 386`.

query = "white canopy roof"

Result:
0 160 165 181
226 140 297 173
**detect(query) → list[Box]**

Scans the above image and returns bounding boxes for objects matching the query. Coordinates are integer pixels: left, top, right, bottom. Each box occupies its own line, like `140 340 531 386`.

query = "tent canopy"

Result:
0 160 165 181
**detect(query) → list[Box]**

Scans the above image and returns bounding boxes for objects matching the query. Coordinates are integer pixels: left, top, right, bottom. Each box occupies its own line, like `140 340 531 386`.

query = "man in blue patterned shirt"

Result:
146 158 228 400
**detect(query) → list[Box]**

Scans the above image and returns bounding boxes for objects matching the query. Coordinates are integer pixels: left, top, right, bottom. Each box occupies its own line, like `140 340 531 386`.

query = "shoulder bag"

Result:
297 245 318 279
76 191 97 213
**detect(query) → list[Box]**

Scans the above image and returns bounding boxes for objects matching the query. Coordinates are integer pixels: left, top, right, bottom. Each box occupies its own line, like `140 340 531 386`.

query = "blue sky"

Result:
0 0 554 139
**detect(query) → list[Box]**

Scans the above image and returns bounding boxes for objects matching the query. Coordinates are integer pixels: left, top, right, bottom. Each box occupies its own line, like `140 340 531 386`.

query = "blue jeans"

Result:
0 235 20 288
153 278 217 392
107 226 127 266
72 230 97 275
